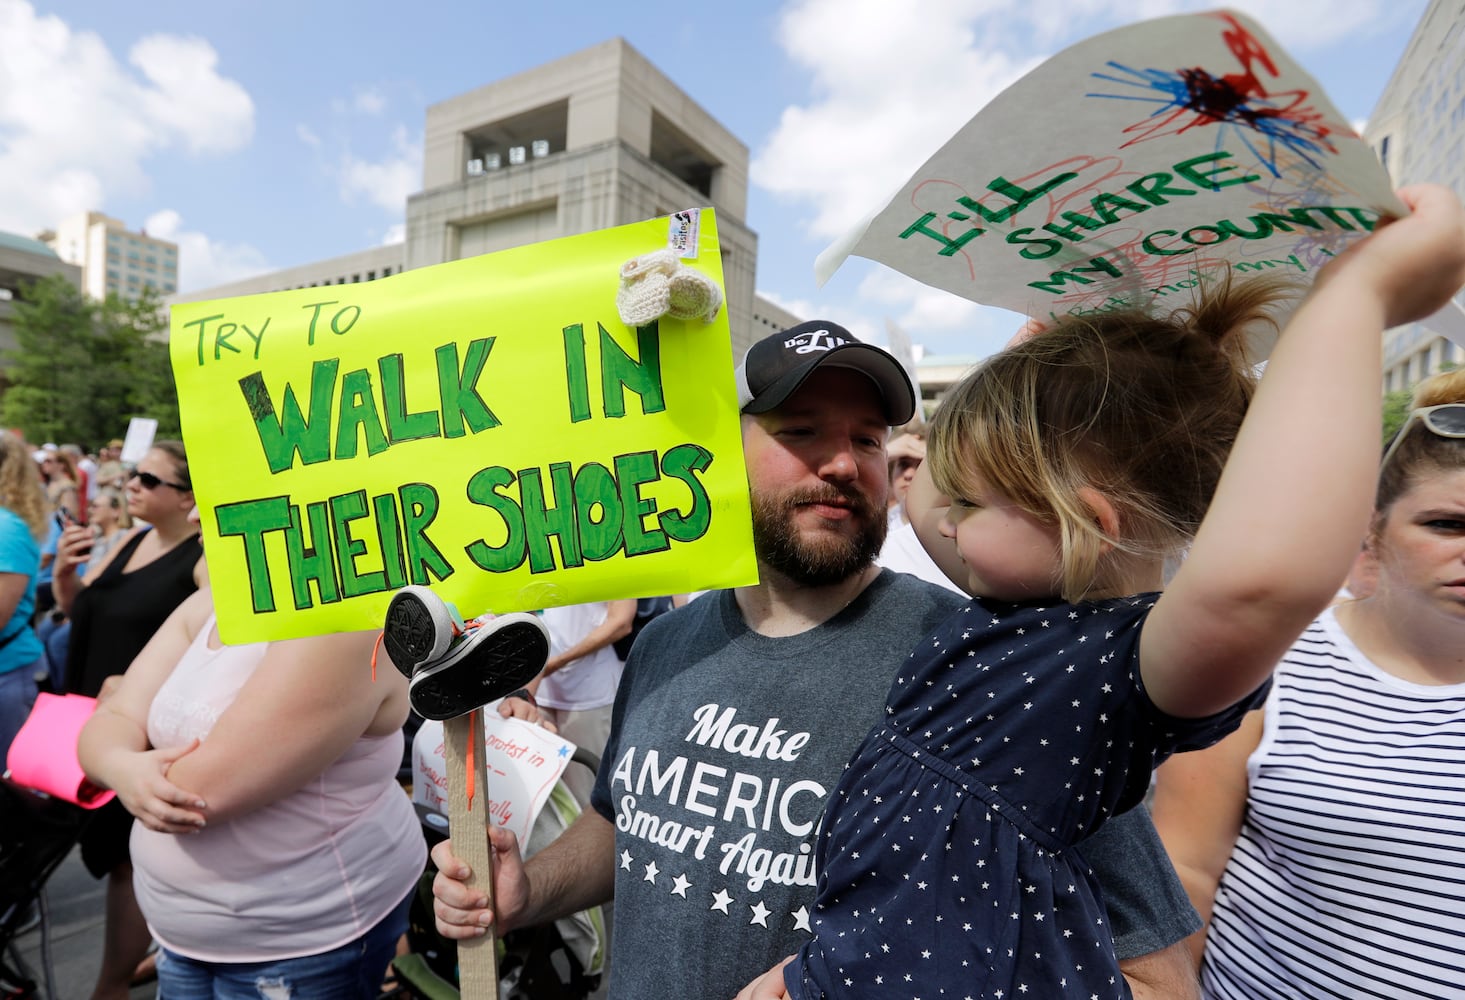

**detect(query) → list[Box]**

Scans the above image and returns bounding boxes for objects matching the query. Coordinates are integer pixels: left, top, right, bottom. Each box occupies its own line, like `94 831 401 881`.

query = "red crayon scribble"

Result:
1086 12 1341 176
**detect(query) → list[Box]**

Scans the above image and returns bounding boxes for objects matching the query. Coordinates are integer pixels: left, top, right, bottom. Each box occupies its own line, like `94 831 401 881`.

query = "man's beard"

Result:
751 485 887 586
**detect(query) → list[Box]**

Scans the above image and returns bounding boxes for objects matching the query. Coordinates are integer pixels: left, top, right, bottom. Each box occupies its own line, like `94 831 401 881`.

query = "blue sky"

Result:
1 0 1430 358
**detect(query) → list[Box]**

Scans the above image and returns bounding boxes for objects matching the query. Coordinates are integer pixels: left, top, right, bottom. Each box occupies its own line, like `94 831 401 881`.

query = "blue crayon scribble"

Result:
1086 58 1339 178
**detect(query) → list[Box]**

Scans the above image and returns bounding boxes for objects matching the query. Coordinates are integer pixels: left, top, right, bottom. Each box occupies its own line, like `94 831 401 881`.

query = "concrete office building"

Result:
176 39 780 359
0 231 83 365
42 211 178 302
1366 0 1465 392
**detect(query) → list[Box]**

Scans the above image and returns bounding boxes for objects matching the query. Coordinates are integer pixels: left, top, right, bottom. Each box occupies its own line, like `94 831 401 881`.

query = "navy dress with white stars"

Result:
785 594 1267 1000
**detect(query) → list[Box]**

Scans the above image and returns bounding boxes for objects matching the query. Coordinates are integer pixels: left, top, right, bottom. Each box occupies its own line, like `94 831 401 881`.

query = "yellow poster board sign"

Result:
171 212 756 644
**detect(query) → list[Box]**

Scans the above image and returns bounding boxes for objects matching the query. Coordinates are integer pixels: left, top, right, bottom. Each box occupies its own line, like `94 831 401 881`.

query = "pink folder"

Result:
5 692 115 808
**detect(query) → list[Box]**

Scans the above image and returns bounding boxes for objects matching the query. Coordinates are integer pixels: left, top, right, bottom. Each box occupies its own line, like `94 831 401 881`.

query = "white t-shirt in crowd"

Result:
536 602 625 712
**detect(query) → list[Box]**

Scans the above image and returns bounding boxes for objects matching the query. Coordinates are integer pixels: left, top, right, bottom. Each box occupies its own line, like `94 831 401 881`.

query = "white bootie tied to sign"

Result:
615 247 723 327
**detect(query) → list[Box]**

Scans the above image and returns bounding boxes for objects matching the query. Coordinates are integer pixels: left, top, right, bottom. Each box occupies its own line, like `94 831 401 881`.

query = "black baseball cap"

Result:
734 320 916 425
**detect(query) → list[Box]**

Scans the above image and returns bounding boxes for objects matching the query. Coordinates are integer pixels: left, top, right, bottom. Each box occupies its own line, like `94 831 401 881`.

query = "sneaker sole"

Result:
409 614 550 721
383 586 454 677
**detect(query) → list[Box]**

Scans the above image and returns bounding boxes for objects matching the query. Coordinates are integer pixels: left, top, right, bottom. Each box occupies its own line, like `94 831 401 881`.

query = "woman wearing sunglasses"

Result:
1152 368 1465 999
52 440 207 1000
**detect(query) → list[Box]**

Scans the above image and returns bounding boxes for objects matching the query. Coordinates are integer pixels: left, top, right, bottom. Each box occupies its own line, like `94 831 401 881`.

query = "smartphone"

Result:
55 509 93 556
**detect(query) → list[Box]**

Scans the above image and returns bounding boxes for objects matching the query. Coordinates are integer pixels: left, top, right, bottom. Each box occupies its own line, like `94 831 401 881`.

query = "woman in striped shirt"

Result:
1152 368 1465 999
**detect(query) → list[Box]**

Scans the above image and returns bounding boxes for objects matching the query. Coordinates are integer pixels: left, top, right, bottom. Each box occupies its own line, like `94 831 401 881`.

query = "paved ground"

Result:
5 845 154 1000
6 845 612 1000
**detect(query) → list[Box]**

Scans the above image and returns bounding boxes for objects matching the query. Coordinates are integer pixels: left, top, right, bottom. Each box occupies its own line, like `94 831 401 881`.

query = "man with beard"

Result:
431 322 1200 1000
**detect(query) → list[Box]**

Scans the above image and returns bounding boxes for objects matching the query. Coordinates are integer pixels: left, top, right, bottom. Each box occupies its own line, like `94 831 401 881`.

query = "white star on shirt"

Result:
793 906 811 932
671 874 691 897
711 889 733 914
643 861 659 884
750 901 771 927
619 850 633 871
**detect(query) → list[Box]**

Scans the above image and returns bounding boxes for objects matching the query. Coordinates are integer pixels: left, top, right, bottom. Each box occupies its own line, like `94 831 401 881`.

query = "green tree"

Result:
1382 388 1413 445
98 286 182 438
3 275 181 446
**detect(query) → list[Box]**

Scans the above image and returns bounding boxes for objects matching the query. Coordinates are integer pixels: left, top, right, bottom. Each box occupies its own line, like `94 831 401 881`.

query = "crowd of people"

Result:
0 180 1462 1000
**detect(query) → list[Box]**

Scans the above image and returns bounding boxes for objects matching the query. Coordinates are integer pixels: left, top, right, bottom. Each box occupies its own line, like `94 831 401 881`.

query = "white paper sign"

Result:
119 417 158 464
412 713 575 844
817 10 1405 335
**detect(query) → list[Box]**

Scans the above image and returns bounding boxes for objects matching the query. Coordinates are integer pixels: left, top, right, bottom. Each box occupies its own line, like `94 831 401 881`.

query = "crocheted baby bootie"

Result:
666 265 722 322
616 249 678 327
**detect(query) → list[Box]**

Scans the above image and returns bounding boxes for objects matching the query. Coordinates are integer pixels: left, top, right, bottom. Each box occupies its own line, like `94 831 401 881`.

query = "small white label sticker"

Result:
668 208 701 259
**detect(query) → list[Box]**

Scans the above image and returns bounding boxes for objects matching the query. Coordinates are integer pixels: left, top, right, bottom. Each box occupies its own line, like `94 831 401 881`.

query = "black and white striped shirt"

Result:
1202 608 1465 999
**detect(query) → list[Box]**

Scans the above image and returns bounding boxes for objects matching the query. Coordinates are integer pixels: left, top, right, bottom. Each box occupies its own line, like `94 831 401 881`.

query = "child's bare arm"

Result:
1142 185 1465 717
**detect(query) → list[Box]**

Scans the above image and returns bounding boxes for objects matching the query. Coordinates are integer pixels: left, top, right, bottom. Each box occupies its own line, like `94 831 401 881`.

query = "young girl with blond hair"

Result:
734 184 1465 1000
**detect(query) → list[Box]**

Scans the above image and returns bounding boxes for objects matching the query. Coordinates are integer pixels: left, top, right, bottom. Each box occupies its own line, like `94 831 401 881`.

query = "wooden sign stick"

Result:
444 708 498 998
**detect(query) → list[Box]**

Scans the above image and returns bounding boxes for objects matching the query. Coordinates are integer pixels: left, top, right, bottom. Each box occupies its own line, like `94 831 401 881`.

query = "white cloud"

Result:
856 269 1021 357
336 124 422 214
755 0 1040 241
145 209 272 293
130 34 253 154
0 0 254 236
354 88 387 115
381 222 406 245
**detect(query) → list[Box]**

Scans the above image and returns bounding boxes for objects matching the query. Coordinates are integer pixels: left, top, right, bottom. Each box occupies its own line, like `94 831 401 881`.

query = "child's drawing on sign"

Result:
1087 12 1341 176
815 10 1405 331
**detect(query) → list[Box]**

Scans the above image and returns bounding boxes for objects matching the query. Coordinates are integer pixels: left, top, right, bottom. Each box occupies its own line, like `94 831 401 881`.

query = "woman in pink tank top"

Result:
77 581 425 998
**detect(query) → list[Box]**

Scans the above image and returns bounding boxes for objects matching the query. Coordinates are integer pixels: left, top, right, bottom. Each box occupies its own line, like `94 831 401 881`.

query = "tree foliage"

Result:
3 274 180 446
1382 388 1414 445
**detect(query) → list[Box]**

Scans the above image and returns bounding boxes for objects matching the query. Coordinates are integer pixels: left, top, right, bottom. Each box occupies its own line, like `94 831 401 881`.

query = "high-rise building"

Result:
41 211 178 302
1366 0 1465 392
174 38 781 358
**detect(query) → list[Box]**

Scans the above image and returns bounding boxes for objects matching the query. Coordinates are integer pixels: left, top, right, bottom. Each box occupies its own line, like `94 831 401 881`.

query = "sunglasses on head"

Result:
1381 404 1465 469
132 470 191 492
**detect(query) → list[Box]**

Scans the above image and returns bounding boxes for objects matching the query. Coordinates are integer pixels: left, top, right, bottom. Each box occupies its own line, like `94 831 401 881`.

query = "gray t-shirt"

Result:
590 570 1196 1000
